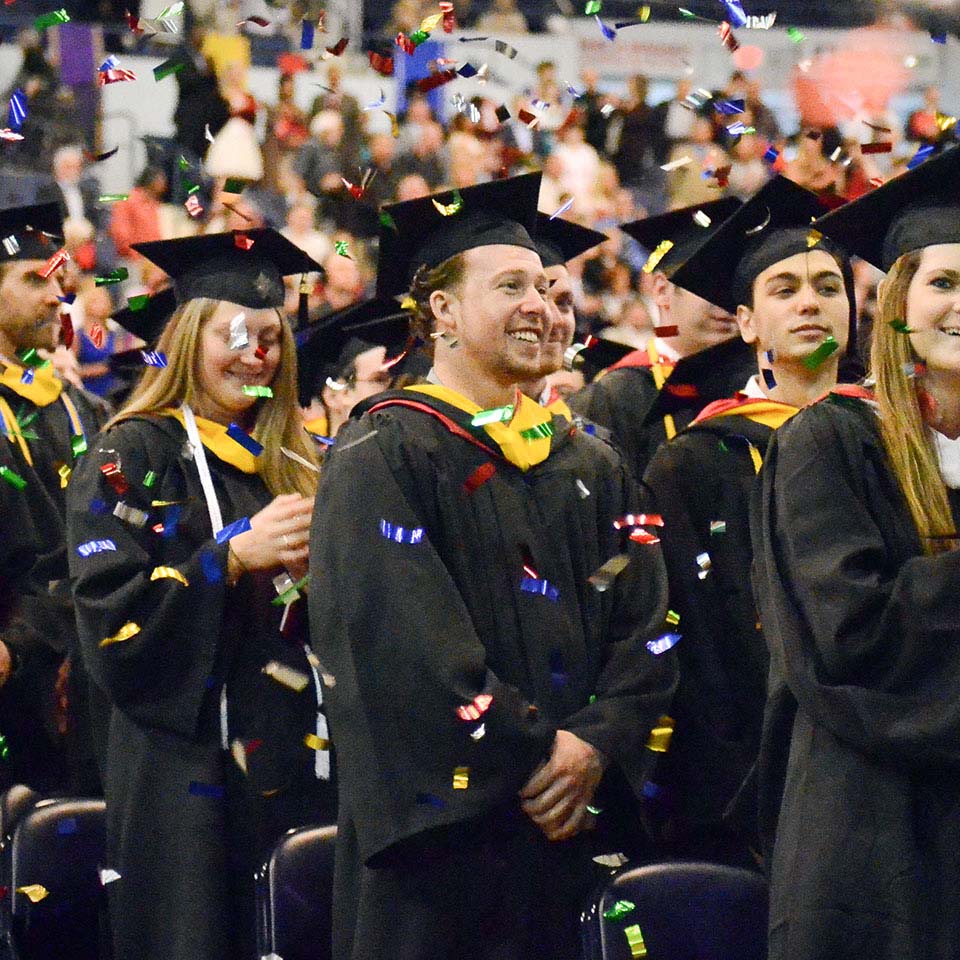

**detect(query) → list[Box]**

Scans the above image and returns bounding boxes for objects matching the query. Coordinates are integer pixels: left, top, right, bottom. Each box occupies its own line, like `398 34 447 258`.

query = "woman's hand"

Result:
228 493 313 578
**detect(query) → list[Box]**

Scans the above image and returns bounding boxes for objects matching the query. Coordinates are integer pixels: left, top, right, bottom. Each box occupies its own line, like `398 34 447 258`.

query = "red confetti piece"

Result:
395 32 416 54
101 462 130 496
417 69 457 92
869 177 884 189
614 513 663 530
456 693 493 721
463 461 496 493
718 20 740 51
184 194 203 218
98 68 137 86
325 37 348 57
88 323 104 349
234 232 254 250
0 129 24 142
860 141 892 154
125 9 142 32
60 313 73 349
341 177 366 200
629 528 661 545
369 51 394 75
254 345 267 361
517 108 540 128
653 324 678 337
38 248 70 279
440 1 456 31
664 382 698 398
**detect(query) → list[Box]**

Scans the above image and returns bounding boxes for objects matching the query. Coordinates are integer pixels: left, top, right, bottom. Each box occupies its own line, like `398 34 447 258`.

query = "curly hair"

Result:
406 252 466 343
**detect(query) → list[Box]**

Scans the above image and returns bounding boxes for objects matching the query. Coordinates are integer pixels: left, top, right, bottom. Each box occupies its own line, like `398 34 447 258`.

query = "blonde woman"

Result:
753 145 960 960
66 231 335 960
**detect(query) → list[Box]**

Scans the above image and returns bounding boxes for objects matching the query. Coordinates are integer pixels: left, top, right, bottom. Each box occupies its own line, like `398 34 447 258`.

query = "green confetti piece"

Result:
241 385 274 398
126 294 151 313
678 7 697 18
98 194 129 203
153 57 185 82
588 693 597 703
16 348 39 367
143 470 157 488
890 318 913 333
0 466 26 490
602 899 636 921
471 405 514 426
787 26 805 42
379 210 398 231
624 924 647 957
666 608 680 625
586 804 603 815
802 335 839 371
34 8 70 30
186 184 200 195
585 0 601 12
95 268 129 287
709 520 726 535
178 155 191 171
270 572 311 606
520 421 555 441
71 434 88 458
223 177 246 194
410 28 430 44
156 1 184 20
335 240 351 258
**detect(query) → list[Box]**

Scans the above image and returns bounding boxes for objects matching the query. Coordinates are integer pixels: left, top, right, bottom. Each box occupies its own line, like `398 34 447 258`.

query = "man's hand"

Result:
519 729 606 842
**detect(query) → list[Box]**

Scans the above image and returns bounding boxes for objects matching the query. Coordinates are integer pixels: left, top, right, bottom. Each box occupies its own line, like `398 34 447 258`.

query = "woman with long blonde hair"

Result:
66 231 335 960
753 144 960 960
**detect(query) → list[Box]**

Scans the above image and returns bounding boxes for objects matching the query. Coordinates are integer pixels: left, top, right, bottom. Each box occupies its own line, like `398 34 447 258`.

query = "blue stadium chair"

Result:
8 797 107 960
582 861 769 960
256 823 337 960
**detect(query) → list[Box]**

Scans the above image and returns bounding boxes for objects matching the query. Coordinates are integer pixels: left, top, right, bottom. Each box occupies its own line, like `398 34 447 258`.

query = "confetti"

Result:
660 156 692 172
494 39 518 58
369 51 394 75
100 622 141 647
34 8 69 29
714 98 745 115
16 884 49 903
141 350 167 367
463 461 496 493
721 0 747 27
890 319 912 333
418 69 457 92
271 573 310 607
456 693 494 722
471 405 514 426
520 422 554 441
99 868 121 886
549 198 575 220
646 632 681 655
718 20 739 52
696 551 712 579
241 385 273 398
802 335 839 371
7 89 26 132
184 194 203 218
603 900 636 921
0 465 26 490
589 554 630 591
113 501 149 526
99 68 137 85
431 190 464 216
95 268 129 286
614 513 664 531
595 15 616 40
234 232 255 251
254 345 267 362
324 37 349 57
2 235 19 256
470 724 486 741
931 32 947 44
860 141 892 155
709 520 727 536
379 519 425 544
188 781 225 799
262 661 310 692
76 539 117 557
642 239 674 273
101 461 129 495
624 924 648 958
304 733 329 751
908 144 935 170
334 240 351 258
215 516 252 544
761 367 777 390
228 312 249 350
495 104 511 123
153 57 185 81
149 566 189 587
520 577 560 601
646 715 674 753
225 423 263 457
98 194 129 203
903 362 926 378
763 145 780 164
200 550 223 584
452 766 470 789
38 248 70 279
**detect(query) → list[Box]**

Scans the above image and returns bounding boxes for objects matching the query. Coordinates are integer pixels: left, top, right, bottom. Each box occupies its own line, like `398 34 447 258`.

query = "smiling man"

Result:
641 177 856 866
0 202 109 794
308 174 677 960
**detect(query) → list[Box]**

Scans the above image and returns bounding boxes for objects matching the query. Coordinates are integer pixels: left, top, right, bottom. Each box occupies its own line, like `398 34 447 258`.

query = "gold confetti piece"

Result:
262 661 310 692
17 884 49 903
151 498 189 507
806 228 823 249
646 715 675 753
100 622 141 647
419 11 443 30
452 765 470 789
624 924 647 957
58 463 72 488
304 733 330 751
660 155 692 172
400 296 417 311
431 190 463 216
665 609 680 626
230 738 248 774
642 239 674 273
936 111 957 132
150 566 189 587
588 554 630 592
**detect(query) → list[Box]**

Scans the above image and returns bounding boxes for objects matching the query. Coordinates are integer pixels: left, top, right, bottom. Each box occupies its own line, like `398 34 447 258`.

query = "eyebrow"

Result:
491 268 548 285
764 269 843 286
923 267 960 279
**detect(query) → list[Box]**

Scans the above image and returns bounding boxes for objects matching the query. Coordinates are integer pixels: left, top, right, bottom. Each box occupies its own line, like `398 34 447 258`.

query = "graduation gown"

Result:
0 362 108 792
309 386 678 960
67 415 336 960
569 337 757 479
642 395 796 865
752 392 960 960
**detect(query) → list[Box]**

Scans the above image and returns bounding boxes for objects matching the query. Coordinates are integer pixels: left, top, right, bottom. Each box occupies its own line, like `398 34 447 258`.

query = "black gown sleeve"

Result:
755 402 960 772
66 420 230 739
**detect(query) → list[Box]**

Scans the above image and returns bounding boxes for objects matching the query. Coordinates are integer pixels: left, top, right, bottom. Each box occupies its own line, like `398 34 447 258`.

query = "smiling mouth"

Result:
939 326 960 337
508 331 540 344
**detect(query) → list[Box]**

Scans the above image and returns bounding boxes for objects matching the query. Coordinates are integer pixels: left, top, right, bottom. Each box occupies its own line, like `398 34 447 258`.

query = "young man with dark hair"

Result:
309 174 678 959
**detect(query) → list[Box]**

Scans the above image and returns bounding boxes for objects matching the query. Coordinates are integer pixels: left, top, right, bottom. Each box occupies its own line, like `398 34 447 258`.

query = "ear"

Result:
737 303 758 345
429 288 460 332
650 272 671 312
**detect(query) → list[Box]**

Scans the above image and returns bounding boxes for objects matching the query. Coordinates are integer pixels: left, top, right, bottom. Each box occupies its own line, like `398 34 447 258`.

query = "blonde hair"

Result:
872 250 955 553
107 298 319 499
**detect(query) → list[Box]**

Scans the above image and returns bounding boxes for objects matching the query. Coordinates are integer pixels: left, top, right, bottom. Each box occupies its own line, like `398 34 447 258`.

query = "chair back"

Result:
256 823 337 960
582 860 768 960
9 797 107 960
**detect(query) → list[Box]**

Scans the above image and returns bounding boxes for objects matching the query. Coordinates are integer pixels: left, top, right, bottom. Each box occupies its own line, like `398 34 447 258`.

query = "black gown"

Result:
0 370 108 793
642 397 795 866
752 392 960 960
66 415 337 960
569 337 757 479
308 388 678 960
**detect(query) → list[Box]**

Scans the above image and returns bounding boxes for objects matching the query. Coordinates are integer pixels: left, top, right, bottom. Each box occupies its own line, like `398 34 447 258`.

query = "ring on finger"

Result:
282 533 290 548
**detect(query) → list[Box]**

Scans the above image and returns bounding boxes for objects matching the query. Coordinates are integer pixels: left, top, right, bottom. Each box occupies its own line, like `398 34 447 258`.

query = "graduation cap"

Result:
620 198 742 280
376 173 542 300
111 287 177 344
534 213 607 268
667 177 847 315
295 297 416 405
132 229 322 309
814 144 960 271
0 202 64 261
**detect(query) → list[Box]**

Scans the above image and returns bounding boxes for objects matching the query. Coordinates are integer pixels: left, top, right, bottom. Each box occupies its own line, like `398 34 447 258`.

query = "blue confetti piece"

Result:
520 577 560 602
762 367 777 390
58 293 76 304
76 539 117 557
141 350 167 367
300 18 314 49
99 55 119 72
8 88 26 132
215 516 251 544
57 817 78 836
642 781 662 799
188 781 225 799
162 503 181 540
595 14 616 40
415 792 446 809
89 498 110 515
379 519 425 544
226 422 263 457
583 423 596 435
646 632 681 656
931 32 947 44
721 0 747 28
908 144 935 170
20 368 34 385
763 145 780 164
200 549 223 584
309 433 336 447
714 98 745 115
457 62 478 78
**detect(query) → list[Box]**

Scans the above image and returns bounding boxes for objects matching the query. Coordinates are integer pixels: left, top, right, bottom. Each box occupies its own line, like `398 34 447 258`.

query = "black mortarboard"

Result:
814 145 960 271
620 198 742 279
111 287 177 344
563 336 637 380
296 297 413 404
534 213 607 268
668 177 847 314
0 202 63 261
376 173 542 299
132 229 322 309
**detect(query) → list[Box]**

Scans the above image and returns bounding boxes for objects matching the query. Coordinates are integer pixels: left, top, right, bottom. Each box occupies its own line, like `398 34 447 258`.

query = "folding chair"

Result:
256 823 337 960
582 860 768 960
0 787 39 960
